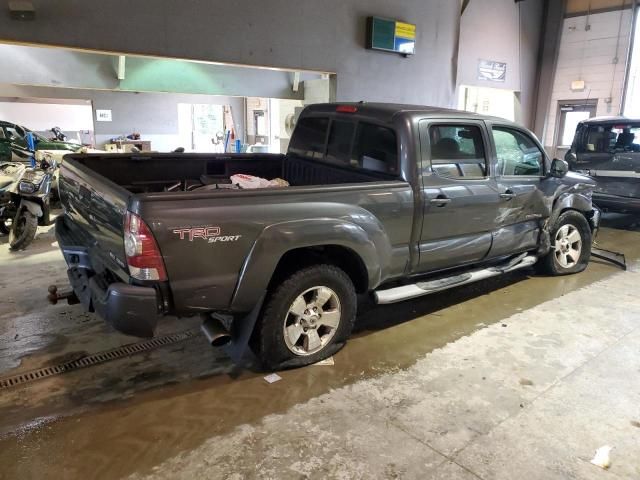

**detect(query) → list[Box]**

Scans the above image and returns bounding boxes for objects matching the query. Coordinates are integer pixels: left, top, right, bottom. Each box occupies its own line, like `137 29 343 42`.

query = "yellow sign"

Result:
395 22 416 40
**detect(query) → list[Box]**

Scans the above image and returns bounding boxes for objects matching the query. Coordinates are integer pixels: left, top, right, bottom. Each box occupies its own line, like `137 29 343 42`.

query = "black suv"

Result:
565 117 640 213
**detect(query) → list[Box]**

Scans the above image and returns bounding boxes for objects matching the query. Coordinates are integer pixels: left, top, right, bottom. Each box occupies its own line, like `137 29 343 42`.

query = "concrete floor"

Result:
0 214 639 479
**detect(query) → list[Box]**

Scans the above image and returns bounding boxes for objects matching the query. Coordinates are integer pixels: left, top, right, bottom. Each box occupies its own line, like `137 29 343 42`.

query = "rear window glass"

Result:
289 117 329 159
582 124 640 153
429 125 487 179
352 123 398 174
326 120 355 164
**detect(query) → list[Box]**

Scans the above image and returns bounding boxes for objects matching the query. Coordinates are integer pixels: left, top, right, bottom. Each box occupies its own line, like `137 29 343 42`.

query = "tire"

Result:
538 210 591 275
252 264 357 370
9 208 38 250
0 220 9 235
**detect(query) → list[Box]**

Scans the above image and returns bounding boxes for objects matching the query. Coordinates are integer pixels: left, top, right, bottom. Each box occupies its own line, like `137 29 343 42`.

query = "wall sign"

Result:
95 109 112 122
477 60 507 82
366 16 416 56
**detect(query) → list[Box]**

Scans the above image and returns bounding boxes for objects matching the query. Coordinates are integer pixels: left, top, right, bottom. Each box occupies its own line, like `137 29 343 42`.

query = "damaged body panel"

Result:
566 117 640 213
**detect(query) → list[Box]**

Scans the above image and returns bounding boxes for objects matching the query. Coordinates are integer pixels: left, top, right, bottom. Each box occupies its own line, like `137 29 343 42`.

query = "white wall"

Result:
544 9 634 147
457 0 544 127
624 8 640 117
0 101 94 131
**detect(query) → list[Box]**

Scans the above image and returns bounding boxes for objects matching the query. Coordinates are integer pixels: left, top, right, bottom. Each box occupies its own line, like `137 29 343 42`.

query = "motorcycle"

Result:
0 155 56 250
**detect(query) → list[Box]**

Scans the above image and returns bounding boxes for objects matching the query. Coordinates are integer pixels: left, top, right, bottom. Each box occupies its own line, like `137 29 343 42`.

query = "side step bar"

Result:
374 254 537 305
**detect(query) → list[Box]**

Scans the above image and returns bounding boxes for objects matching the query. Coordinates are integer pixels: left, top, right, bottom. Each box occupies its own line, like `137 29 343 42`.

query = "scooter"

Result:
0 156 56 250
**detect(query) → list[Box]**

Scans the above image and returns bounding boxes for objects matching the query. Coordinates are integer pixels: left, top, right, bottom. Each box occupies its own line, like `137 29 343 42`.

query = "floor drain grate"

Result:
0 329 199 390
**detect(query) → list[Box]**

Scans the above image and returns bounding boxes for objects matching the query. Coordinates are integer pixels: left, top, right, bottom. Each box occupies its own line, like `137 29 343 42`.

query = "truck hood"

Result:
563 171 596 189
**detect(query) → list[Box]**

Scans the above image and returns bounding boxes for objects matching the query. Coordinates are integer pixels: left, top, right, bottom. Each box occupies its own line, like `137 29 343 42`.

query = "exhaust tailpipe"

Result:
201 315 232 347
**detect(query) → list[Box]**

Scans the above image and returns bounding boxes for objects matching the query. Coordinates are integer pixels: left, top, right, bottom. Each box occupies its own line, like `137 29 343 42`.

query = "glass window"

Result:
353 123 398 174
4 125 25 141
429 125 487 179
493 127 544 176
583 124 640 153
326 120 355 164
288 117 329 159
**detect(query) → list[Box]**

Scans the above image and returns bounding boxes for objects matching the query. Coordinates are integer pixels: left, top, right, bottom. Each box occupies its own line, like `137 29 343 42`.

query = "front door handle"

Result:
430 195 451 207
500 190 516 200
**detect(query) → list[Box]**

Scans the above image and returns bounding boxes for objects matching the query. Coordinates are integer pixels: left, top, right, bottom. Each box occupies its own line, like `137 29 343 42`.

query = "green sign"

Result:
366 16 416 55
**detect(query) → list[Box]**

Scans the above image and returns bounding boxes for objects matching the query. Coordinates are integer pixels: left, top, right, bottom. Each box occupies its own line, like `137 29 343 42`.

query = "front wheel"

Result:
252 264 357 370
538 210 591 275
9 208 38 250
0 219 9 235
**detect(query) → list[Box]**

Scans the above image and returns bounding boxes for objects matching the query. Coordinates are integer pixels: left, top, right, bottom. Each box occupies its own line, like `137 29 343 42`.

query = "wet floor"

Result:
0 214 639 479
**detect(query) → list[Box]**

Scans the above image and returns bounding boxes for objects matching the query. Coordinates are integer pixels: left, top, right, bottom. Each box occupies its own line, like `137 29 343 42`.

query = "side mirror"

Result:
549 158 569 178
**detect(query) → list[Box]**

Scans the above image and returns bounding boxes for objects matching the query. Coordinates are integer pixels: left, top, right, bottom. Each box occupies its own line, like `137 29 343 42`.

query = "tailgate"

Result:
59 158 130 280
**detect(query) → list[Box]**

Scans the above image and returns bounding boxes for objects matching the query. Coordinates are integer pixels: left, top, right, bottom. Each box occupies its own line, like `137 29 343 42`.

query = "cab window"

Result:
493 127 544 176
325 120 355 164
352 123 398 175
428 125 487 179
4 125 25 141
289 117 329 159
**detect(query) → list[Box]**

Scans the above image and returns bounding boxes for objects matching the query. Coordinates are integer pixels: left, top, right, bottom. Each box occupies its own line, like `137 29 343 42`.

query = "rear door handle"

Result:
430 196 451 207
500 190 516 200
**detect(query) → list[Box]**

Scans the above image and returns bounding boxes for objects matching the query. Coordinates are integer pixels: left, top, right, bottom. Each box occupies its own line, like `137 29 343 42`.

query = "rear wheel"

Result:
252 264 357 370
538 210 591 275
9 208 38 250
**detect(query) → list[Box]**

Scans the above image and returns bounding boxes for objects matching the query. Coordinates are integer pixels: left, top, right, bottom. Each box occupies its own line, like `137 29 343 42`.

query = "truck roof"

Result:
303 102 518 126
578 116 640 125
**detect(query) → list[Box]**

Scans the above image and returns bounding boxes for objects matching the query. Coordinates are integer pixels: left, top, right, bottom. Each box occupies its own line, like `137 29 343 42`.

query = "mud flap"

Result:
591 246 627 271
223 292 266 365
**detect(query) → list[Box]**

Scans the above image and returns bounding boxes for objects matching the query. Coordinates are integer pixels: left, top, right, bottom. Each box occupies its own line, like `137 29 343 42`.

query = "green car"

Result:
0 121 83 162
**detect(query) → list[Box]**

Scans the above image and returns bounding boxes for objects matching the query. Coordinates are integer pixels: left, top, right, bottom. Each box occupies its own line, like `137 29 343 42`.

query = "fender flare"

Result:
230 218 389 312
548 192 592 228
20 199 43 218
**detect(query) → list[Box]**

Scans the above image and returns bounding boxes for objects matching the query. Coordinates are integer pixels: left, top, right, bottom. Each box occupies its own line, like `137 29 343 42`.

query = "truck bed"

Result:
66 153 391 194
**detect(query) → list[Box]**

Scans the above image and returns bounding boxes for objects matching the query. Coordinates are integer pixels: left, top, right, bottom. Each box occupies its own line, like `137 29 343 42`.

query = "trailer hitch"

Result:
47 285 80 305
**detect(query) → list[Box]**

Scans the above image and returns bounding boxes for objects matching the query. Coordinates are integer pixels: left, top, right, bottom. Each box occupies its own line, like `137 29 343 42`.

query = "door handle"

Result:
430 196 451 207
500 190 516 200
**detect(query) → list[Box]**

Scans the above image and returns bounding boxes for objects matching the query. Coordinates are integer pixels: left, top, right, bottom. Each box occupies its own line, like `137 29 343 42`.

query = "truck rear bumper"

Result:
91 278 159 338
57 215 161 337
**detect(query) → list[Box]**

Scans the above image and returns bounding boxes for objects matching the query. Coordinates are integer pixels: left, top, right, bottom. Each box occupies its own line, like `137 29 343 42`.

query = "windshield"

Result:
582 123 640 153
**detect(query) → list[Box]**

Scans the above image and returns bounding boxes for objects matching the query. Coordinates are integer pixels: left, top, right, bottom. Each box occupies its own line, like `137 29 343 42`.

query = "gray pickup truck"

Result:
54 103 599 368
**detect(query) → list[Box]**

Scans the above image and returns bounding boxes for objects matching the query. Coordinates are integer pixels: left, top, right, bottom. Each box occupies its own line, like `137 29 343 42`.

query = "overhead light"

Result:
8 0 35 20
571 80 586 92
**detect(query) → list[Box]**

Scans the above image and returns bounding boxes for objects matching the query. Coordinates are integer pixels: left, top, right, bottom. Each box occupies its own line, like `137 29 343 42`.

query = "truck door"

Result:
416 120 501 272
488 124 547 258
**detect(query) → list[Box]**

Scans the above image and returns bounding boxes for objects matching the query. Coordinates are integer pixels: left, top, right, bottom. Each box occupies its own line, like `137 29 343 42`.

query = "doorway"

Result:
554 99 597 158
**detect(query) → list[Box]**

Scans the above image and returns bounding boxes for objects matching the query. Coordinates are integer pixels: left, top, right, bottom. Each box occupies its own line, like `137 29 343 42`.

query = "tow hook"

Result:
47 285 80 305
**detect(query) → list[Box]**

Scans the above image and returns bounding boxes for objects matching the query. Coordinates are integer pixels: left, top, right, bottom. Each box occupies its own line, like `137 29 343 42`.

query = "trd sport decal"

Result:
172 226 241 243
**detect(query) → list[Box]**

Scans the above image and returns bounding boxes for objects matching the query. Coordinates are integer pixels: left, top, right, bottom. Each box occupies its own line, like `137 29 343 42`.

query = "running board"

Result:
374 254 538 304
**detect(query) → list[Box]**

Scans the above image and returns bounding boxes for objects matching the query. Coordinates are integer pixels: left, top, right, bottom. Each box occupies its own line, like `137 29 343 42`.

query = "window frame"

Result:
420 120 492 181
490 124 547 179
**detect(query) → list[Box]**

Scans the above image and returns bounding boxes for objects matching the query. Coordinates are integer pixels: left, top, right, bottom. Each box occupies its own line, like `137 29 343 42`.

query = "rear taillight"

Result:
124 212 167 281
